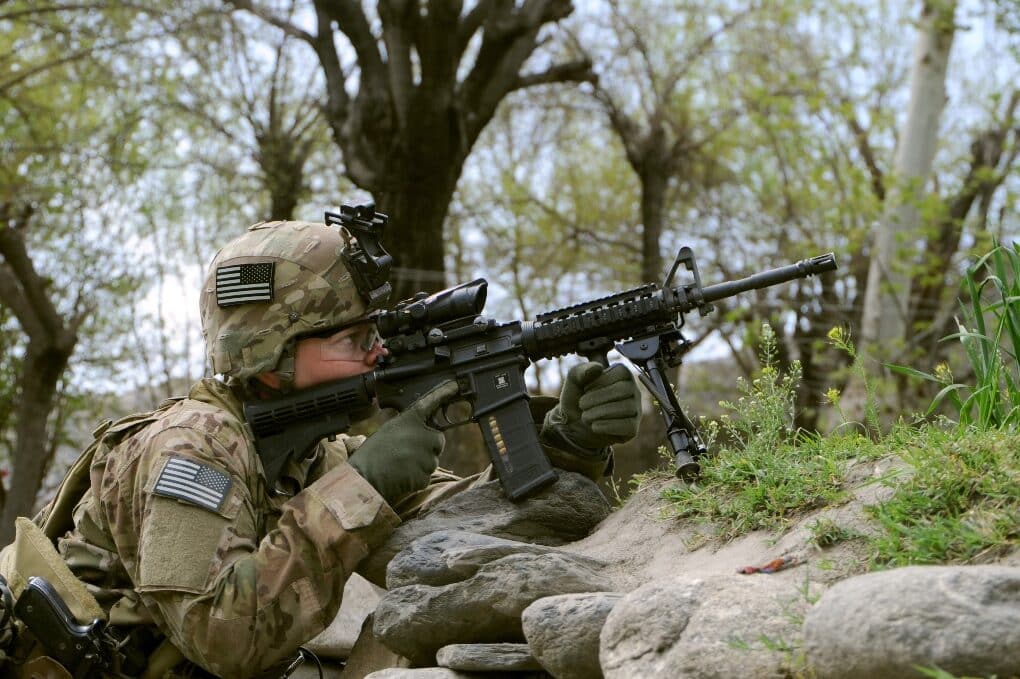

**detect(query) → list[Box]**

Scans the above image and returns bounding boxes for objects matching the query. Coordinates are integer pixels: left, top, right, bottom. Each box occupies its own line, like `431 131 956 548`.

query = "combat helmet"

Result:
200 209 390 387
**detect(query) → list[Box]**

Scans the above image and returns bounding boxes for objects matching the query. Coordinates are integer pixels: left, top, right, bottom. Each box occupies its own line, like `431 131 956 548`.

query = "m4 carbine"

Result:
245 244 837 500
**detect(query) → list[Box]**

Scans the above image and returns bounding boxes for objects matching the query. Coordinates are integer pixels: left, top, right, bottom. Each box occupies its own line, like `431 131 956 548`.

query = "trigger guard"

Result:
428 407 455 431
429 401 472 431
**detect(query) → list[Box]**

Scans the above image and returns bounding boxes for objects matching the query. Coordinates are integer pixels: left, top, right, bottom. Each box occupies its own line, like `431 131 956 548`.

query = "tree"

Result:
230 0 595 300
168 6 338 222
581 0 749 283
0 3 200 540
843 0 959 419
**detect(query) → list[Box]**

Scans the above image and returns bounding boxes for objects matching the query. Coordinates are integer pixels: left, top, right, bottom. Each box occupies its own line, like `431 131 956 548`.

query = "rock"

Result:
364 670 549 679
599 574 808 679
291 662 344 679
340 615 412 679
375 551 611 665
364 671 469 679
804 565 1020 679
304 574 385 659
436 643 543 672
522 592 622 679
387 530 607 589
360 472 611 587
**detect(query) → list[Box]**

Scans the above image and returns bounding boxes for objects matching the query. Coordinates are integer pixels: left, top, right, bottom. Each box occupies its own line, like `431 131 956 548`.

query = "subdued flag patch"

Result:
153 456 231 512
216 262 274 307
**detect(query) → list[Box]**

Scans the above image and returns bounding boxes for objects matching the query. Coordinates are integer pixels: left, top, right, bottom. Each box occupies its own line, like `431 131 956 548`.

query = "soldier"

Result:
0 217 640 678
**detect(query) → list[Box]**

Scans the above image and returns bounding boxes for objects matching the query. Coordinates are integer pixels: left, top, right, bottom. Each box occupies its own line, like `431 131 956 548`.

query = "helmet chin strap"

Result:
273 342 298 393
232 341 299 401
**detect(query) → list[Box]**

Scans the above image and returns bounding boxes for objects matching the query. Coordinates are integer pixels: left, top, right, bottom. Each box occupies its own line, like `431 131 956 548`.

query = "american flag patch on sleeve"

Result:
216 262 274 307
153 456 232 513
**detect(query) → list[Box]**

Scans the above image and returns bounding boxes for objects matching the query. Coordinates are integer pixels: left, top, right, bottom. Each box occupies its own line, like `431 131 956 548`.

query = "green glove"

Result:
541 362 641 455
348 380 459 505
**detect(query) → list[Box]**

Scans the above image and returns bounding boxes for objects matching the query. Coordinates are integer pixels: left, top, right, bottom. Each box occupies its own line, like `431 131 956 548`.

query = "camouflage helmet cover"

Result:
200 220 371 379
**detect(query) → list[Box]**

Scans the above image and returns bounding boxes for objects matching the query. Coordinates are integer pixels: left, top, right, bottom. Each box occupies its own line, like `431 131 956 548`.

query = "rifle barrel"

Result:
699 253 836 305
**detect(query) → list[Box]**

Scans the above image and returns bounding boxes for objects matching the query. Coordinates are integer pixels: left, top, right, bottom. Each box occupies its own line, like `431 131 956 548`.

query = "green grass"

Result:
866 426 1019 567
644 316 1019 566
807 517 862 548
891 241 1020 428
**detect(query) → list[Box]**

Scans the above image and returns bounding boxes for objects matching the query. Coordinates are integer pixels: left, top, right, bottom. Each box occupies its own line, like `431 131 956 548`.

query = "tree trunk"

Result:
640 168 668 284
0 215 83 544
377 155 463 302
0 339 73 544
842 0 956 423
233 1 591 302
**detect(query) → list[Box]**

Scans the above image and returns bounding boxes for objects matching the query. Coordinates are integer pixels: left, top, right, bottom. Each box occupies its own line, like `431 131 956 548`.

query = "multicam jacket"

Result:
57 377 404 677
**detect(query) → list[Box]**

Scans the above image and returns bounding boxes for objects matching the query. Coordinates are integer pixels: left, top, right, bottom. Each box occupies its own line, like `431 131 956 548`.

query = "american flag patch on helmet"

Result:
216 262 274 307
152 456 232 512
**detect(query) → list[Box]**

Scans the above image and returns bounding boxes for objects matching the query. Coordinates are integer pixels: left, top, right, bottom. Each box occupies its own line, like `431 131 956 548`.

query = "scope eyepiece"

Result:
376 279 488 337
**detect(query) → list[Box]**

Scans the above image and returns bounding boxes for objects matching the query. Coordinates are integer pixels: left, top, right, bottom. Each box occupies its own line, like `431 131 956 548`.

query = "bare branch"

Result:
226 0 315 44
0 215 68 344
308 1 351 128
457 0 493 58
379 0 416 132
845 110 886 201
315 0 386 92
510 58 594 91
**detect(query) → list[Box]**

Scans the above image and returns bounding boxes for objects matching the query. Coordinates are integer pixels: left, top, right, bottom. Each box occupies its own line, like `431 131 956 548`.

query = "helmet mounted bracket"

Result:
326 203 393 308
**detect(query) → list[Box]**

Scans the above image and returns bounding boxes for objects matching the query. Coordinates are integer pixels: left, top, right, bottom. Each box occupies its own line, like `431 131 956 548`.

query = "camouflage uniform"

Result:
55 220 411 676
57 380 396 676
12 219 611 678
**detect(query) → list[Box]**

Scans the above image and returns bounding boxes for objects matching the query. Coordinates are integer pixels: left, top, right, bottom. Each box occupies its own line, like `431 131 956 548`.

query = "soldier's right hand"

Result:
347 380 459 505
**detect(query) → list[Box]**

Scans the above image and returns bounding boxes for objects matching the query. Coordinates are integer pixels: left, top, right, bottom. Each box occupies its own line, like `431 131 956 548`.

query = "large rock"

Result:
375 551 611 665
304 574 385 659
522 592 622 679
599 574 808 679
804 565 1020 678
387 530 607 589
364 670 548 679
336 615 411 679
436 643 543 672
360 472 611 586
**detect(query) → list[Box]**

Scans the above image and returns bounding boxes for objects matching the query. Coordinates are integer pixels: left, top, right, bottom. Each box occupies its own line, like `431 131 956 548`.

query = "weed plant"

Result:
656 324 875 539
866 425 1019 566
890 242 1020 428
648 295 1018 565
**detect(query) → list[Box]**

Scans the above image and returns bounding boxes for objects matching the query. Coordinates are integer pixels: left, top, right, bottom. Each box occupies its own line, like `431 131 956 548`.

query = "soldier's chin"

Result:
349 403 379 423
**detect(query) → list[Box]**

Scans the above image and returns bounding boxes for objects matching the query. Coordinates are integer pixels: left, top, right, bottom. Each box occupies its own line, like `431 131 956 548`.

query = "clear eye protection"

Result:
315 323 382 362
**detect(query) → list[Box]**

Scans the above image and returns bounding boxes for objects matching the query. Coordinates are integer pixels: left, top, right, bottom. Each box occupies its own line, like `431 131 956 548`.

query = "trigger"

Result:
442 400 473 427
428 407 454 431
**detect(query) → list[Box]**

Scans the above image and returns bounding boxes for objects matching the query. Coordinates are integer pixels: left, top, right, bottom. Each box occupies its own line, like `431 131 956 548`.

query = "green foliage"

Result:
656 319 1018 570
890 243 1020 428
867 426 1019 567
660 324 867 537
826 326 882 437
807 517 862 547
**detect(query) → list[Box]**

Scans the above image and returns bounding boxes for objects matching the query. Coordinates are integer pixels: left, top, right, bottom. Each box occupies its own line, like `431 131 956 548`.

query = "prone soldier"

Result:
0 215 641 678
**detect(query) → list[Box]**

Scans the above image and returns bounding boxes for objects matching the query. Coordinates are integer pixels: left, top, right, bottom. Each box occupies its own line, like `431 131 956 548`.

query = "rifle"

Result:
245 208 837 500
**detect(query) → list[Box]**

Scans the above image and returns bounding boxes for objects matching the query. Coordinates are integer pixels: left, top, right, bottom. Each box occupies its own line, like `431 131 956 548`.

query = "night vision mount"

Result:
325 203 393 308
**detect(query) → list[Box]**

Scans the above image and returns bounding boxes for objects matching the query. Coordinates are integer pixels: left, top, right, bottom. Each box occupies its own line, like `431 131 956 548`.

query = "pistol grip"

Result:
15 577 104 676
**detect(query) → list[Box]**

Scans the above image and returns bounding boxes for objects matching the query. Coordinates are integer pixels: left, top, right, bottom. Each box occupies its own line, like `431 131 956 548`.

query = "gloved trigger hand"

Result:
348 380 460 506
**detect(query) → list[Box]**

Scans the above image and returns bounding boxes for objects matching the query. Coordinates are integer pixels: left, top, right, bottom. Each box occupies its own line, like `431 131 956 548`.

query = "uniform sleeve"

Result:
101 427 399 676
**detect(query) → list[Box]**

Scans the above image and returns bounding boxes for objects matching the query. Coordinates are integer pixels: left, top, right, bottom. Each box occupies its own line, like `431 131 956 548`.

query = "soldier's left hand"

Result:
543 362 641 453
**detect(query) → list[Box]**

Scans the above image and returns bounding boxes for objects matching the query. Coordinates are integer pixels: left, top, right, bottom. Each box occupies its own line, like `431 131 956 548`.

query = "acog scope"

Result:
376 279 487 337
